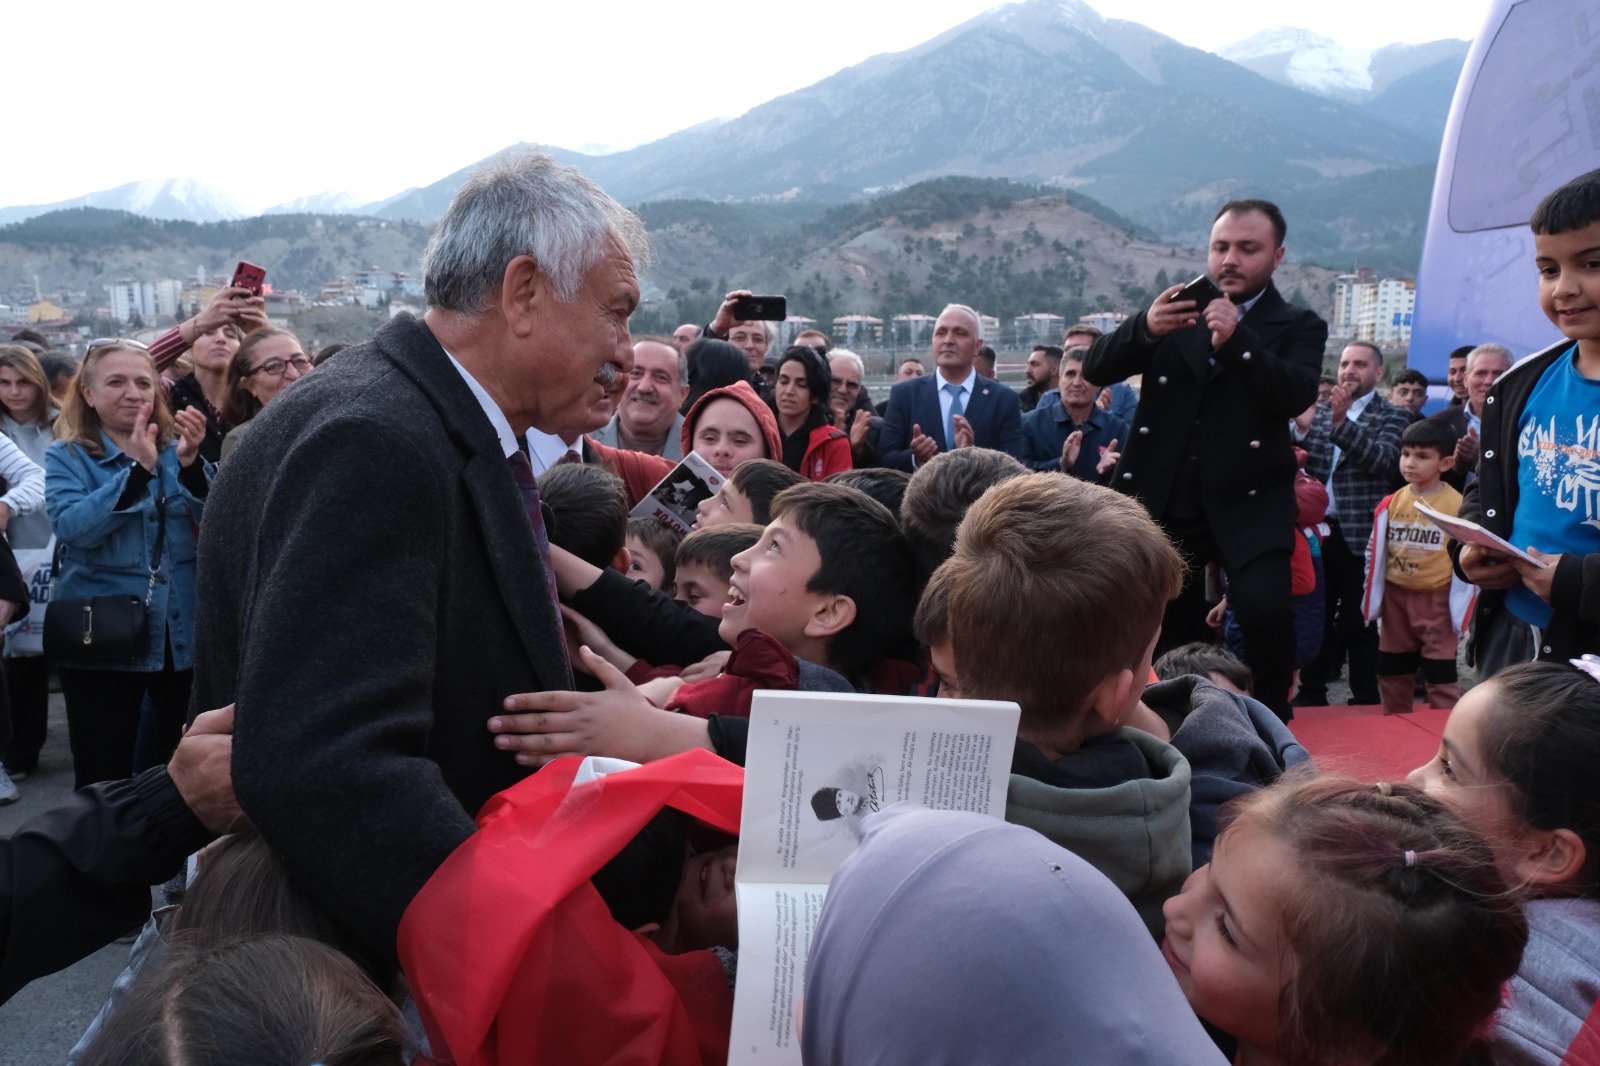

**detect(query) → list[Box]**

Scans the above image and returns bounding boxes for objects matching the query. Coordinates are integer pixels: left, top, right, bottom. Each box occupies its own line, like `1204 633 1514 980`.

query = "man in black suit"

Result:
1085 200 1326 720
189 151 647 961
879 305 1025 470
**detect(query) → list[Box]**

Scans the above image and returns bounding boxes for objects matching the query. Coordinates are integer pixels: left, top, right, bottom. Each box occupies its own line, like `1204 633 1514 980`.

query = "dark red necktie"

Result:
507 450 565 629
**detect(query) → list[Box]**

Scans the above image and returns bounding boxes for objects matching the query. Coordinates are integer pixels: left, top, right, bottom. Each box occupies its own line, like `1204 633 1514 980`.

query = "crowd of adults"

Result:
0 150 1597 1066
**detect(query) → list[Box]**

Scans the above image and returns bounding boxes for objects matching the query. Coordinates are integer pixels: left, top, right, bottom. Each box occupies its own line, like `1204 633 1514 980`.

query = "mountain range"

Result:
0 0 1469 274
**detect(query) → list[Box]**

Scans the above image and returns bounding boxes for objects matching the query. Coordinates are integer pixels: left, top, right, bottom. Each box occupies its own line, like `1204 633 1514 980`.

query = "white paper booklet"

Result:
628 449 724 536
728 690 1021 1064
1414 501 1549 568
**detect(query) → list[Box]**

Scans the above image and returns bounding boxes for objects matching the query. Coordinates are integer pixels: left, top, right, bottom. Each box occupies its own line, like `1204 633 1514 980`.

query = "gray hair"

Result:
1062 345 1089 365
422 150 650 314
830 348 865 379
1466 342 1513 369
940 303 984 341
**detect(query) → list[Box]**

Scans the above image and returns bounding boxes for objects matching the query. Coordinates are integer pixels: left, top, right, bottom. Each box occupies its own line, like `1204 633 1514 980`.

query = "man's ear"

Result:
1513 827 1589 891
1271 244 1287 271
611 545 633 575
499 254 546 338
1083 667 1137 733
804 593 857 641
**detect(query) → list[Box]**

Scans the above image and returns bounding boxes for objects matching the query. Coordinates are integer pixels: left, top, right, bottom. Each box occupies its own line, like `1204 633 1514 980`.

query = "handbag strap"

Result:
46 464 171 605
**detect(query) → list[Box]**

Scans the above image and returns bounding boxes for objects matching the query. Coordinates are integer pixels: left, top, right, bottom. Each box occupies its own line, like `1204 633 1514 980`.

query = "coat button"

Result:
1486 396 1495 404
1486 508 1496 518
1138 426 1149 435
1543 645 1553 655
1157 376 1169 385
1247 489 1258 497
1248 440 1260 449
1241 351 1252 361
1121 472 1133 481
1484 449 1494 459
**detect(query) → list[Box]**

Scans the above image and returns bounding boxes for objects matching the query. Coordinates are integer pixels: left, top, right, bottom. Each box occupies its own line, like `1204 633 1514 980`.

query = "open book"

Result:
1414 501 1549 568
728 690 1020 1064
628 450 724 536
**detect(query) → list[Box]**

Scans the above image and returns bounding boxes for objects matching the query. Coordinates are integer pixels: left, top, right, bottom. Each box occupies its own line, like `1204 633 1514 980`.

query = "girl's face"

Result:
1160 820 1299 1057
1407 683 1527 879
774 360 812 423
0 366 41 421
692 398 766 477
192 326 240 373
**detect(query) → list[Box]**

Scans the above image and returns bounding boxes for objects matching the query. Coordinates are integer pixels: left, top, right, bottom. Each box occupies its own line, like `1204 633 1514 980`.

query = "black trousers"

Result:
59 661 192 791
1160 517 1296 721
1300 520 1379 704
0 654 49 773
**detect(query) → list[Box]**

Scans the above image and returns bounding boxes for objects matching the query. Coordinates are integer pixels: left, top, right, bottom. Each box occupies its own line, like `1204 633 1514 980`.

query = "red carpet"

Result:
1287 704 1451 783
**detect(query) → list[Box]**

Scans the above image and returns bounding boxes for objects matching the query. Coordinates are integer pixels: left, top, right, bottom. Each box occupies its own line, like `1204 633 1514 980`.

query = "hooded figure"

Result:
802 806 1228 1066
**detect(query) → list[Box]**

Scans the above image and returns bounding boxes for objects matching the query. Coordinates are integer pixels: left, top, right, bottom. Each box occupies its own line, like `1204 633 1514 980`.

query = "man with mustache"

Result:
592 337 688 459
1296 342 1414 707
189 151 648 964
1084 199 1327 721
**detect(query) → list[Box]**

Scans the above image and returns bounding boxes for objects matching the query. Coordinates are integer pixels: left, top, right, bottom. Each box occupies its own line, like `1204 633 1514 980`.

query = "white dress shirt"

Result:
444 351 519 459
1324 389 1375 518
523 429 584 474
934 366 977 442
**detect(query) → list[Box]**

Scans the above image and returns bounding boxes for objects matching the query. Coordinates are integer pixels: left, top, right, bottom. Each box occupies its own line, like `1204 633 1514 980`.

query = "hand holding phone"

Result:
230 261 266 296
730 294 787 322
1170 274 1224 311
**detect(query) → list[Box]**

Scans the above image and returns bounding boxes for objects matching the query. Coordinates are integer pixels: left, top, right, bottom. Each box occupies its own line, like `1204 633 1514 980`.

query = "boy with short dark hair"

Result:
1153 643 1253 695
1453 168 1600 673
822 467 911 519
492 484 921 763
1366 418 1471 713
694 458 804 530
625 516 681 593
899 448 1027 583
674 524 763 617
539 463 630 572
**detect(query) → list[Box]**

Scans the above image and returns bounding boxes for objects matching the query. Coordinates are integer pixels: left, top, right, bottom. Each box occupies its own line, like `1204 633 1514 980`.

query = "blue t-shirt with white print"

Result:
1506 344 1600 627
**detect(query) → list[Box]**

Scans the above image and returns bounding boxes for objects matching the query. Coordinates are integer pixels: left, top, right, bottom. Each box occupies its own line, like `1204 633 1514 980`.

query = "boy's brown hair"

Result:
899 448 1027 584
676 523 763 583
912 563 954 648
943 473 1183 729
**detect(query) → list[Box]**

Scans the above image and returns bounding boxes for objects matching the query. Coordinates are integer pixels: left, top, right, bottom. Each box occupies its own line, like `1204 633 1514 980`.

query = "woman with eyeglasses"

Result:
0 345 62 787
218 329 312 461
44 340 211 790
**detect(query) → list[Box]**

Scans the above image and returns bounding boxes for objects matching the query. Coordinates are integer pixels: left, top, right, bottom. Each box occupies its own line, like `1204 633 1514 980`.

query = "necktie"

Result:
943 382 965 451
507 449 566 635
556 450 582 466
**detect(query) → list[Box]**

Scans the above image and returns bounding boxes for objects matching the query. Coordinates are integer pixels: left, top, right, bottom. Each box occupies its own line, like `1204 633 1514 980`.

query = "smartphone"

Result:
730 294 787 321
1170 274 1223 310
231 260 267 296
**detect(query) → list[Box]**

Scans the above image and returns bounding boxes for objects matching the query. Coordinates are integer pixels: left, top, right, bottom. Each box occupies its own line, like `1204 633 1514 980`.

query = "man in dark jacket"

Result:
191 151 648 963
0 706 236 1003
1085 200 1326 720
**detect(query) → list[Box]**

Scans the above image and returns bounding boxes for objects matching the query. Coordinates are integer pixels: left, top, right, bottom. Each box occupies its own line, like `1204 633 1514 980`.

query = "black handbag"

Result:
44 484 166 663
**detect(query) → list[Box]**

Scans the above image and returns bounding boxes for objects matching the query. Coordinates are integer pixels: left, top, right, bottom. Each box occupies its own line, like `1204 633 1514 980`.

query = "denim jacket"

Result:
44 434 208 672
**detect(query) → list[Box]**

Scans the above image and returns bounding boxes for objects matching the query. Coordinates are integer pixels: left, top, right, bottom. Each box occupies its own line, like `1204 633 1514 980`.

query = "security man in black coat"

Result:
1085 200 1327 720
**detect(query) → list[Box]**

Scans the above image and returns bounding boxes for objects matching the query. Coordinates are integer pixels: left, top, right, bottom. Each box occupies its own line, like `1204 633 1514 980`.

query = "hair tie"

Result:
1404 850 1417 868
1570 655 1600 684
1375 781 1394 797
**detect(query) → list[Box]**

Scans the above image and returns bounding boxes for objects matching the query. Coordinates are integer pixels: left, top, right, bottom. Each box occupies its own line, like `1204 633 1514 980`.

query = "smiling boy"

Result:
1452 169 1600 674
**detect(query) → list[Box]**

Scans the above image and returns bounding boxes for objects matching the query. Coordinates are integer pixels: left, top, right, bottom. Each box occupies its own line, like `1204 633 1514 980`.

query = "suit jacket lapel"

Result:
918 376 947 451
383 314 572 693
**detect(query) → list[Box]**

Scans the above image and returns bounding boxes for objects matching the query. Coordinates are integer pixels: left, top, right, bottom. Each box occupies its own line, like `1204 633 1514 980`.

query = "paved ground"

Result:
0 689 137 1065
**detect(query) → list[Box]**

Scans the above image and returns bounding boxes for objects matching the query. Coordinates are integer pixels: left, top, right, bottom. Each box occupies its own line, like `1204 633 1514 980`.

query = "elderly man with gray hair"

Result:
877 303 1025 470
1426 342 1512 487
190 150 649 963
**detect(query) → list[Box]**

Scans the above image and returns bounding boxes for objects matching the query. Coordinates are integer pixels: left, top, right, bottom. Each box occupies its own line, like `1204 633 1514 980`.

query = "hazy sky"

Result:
7 0 1491 212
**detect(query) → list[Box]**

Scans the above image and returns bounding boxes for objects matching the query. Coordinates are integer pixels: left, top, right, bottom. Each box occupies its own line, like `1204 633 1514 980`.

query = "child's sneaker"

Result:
0 764 18 804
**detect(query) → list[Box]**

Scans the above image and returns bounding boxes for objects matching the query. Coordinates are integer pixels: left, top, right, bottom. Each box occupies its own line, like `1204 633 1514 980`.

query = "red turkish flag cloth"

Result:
397 750 744 1066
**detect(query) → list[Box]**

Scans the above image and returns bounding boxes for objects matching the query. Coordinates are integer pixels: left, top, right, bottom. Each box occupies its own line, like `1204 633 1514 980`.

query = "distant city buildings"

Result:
1333 269 1415 348
108 278 183 323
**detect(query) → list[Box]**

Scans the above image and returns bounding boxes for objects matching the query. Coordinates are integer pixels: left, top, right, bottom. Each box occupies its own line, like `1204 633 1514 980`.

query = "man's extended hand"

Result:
1061 430 1083 471
491 647 714 768
1459 542 1519 590
849 408 872 451
167 705 244 835
1512 547 1561 603
1096 438 1121 477
951 414 975 450
1145 284 1198 339
708 289 754 337
909 423 939 463
1454 427 1480 469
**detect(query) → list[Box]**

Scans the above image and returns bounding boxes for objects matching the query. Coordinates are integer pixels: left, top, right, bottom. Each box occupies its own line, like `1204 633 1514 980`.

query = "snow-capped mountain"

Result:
1216 28 1469 102
264 191 372 215
0 178 250 226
